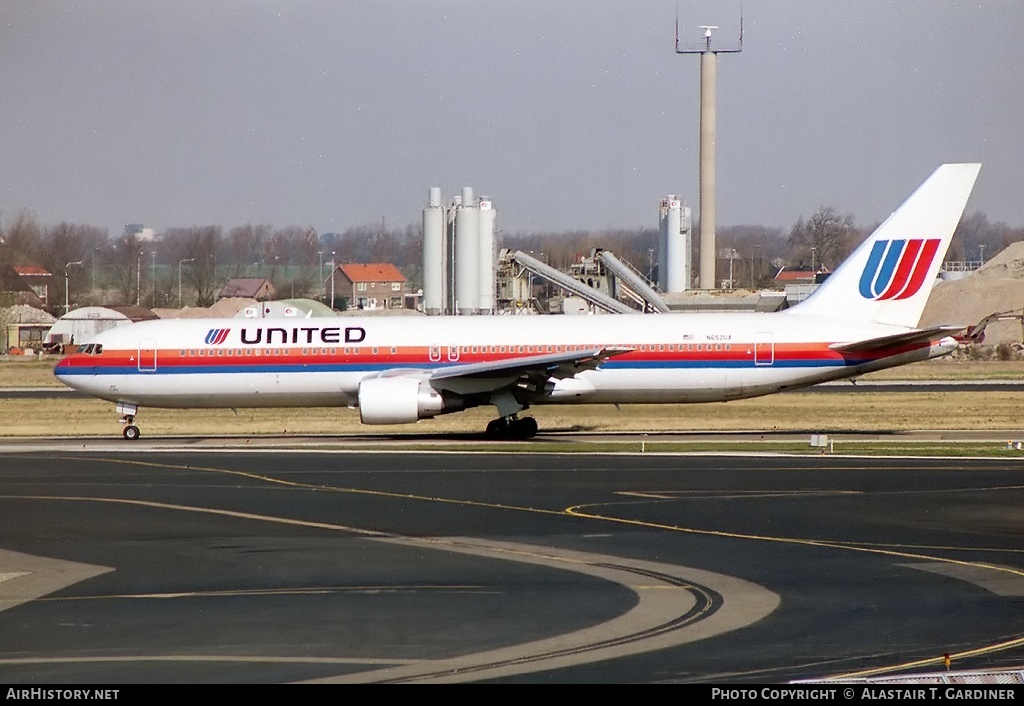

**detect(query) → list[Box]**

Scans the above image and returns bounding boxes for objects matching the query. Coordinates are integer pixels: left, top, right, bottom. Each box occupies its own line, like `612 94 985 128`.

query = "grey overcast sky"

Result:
1 0 1021 238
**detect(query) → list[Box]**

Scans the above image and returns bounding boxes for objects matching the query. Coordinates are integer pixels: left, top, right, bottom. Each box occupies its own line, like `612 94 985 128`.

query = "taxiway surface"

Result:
1 447 1023 684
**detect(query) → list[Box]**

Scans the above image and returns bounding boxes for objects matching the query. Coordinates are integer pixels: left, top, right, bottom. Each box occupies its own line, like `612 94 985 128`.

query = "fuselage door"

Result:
138 339 157 372
754 332 774 366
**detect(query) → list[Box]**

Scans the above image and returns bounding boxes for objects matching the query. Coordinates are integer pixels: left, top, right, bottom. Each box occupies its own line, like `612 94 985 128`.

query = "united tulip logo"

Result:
205 328 231 345
858 238 940 300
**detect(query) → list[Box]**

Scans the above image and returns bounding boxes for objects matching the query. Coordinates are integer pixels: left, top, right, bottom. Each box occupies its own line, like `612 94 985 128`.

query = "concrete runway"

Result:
1 444 1023 684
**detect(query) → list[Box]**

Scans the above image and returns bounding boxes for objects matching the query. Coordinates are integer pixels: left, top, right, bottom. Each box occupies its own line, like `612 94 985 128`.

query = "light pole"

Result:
329 251 336 309
317 250 324 298
178 258 195 309
64 261 83 316
810 246 816 272
135 249 142 306
751 244 760 289
150 252 156 307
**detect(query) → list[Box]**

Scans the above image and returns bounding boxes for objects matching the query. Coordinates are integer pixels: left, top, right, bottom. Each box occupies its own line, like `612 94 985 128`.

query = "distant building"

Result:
217 278 276 301
0 265 45 309
125 224 156 242
13 266 53 308
1 304 56 353
773 267 831 305
47 305 159 347
332 264 407 310
772 266 830 287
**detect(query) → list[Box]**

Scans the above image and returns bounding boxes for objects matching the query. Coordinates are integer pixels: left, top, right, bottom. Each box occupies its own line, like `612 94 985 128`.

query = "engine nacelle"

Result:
358 376 448 425
546 376 596 400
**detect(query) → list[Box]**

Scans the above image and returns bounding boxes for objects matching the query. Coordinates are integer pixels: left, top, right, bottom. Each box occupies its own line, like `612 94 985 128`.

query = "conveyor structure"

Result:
512 251 636 315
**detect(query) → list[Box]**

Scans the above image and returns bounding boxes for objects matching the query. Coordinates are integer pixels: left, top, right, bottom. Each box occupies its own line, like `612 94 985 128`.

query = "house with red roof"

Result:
217 277 276 301
13 266 53 308
773 266 831 304
772 266 830 287
331 263 407 310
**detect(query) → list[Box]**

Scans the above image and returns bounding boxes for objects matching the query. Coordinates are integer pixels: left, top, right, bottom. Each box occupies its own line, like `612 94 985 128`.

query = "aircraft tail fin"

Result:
788 163 981 328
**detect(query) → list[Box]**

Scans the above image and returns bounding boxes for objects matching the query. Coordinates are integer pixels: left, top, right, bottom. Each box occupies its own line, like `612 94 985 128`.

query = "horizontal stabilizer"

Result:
828 325 965 353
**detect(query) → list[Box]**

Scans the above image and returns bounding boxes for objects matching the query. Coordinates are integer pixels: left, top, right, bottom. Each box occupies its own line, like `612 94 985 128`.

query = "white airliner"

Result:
56 163 981 440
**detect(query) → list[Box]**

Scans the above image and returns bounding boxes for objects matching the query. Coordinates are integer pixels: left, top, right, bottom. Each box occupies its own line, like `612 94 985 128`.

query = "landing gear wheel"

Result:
513 416 538 439
485 418 503 437
484 416 538 440
123 425 141 441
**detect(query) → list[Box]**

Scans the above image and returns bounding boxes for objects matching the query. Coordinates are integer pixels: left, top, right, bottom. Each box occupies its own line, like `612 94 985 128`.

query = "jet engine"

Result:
357 376 460 424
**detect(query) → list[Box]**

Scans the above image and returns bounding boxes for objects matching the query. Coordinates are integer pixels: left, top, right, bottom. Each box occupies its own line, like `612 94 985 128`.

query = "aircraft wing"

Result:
828 325 966 354
428 346 633 395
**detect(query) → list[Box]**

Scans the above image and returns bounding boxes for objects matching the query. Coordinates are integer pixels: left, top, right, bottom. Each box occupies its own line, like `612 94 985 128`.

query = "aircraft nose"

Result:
54 356 71 379
53 353 95 391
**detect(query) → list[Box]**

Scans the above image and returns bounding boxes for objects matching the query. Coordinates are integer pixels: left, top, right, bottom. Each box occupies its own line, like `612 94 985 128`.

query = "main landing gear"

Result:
484 415 538 440
484 390 538 439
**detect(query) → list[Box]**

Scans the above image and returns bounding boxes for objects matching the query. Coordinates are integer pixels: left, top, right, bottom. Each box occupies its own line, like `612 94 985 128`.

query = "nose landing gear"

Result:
116 402 141 441
121 419 141 440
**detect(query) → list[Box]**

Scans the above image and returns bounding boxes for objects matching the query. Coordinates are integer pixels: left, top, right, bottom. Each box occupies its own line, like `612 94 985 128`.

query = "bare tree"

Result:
949 211 1024 264
284 226 321 298
399 223 423 290
259 228 288 292
260 226 321 298
719 225 786 288
160 226 221 306
184 227 221 306
296 226 321 266
40 223 86 310
1 209 43 266
227 224 272 275
993 222 1024 255
108 231 144 305
787 207 859 271
332 225 374 264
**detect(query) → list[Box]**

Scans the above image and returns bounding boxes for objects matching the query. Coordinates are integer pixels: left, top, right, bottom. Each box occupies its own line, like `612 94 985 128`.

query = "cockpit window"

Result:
79 344 103 355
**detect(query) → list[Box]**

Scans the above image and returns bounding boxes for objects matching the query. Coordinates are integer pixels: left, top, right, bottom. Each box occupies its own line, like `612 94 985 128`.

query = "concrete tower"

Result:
675 14 742 289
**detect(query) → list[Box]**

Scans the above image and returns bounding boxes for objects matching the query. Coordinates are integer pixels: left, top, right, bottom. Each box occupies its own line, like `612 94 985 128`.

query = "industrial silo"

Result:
422 187 445 315
454 186 479 315
660 196 692 292
478 197 496 314
658 196 673 289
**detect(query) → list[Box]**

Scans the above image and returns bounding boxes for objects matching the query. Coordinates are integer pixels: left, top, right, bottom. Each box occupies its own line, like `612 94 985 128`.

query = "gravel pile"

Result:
921 242 1024 345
